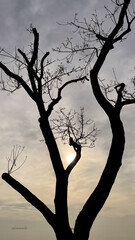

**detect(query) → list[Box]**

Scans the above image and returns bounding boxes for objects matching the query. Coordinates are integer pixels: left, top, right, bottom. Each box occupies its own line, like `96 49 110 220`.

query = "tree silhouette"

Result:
0 25 96 240
1 1 135 240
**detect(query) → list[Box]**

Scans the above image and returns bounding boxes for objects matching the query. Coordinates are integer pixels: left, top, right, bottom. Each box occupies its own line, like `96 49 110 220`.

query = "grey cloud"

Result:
0 0 98 51
0 89 41 144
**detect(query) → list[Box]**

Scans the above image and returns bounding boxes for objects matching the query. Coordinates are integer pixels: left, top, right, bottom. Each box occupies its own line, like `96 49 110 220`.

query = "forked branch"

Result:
0 62 35 100
47 76 88 116
7 145 26 175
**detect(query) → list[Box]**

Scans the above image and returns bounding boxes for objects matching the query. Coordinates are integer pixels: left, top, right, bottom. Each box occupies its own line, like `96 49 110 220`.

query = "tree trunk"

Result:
54 175 73 240
74 112 125 240
38 104 73 240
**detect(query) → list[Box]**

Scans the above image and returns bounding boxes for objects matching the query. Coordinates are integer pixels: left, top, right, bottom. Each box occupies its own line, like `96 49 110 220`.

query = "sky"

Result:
0 0 135 239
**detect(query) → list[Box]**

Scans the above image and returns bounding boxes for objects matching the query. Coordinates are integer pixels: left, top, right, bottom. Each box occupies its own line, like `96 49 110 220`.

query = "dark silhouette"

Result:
1 1 135 240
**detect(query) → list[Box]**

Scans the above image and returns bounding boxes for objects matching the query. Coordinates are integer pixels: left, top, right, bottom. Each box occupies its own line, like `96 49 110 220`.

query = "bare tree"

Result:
1 0 135 240
0 26 97 240
54 0 135 239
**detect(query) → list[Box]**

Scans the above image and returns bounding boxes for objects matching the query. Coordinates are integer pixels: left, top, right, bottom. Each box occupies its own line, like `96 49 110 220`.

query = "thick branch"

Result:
109 0 131 40
18 48 43 96
40 52 50 80
18 49 29 65
30 28 39 66
121 98 135 106
66 137 81 176
115 83 125 109
90 70 114 117
2 173 55 228
38 51 50 96
114 83 135 108
47 76 88 116
74 115 125 240
27 66 38 94
38 116 65 178
90 1 132 118
74 4 131 239
93 0 131 74
113 27 131 42
0 62 35 100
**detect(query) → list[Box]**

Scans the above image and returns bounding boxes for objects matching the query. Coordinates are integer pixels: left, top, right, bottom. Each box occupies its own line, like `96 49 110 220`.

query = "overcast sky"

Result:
0 0 135 240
